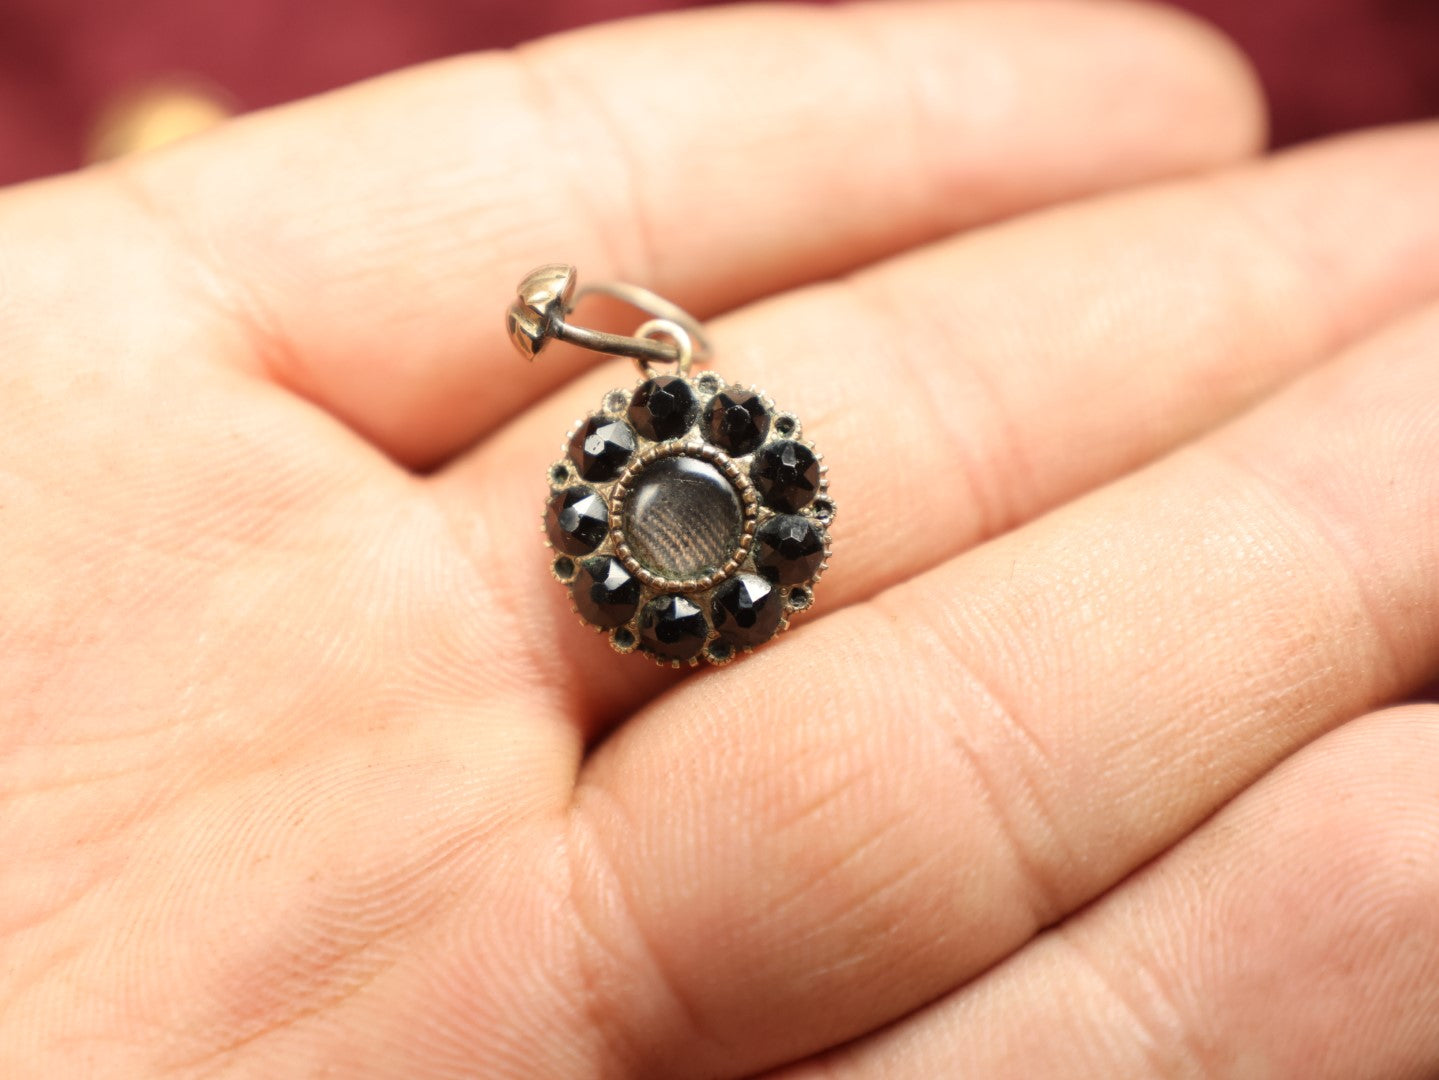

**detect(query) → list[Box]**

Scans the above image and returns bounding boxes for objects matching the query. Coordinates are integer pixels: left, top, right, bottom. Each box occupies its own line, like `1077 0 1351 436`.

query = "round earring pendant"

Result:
545 371 834 666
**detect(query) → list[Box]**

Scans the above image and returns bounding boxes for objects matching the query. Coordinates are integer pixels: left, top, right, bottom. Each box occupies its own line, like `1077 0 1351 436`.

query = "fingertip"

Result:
1098 0 1270 156
830 0 1268 220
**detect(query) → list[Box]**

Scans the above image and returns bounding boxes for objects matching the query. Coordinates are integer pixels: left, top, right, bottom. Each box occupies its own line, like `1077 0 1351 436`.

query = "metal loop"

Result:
506 263 712 374
632 318 694 378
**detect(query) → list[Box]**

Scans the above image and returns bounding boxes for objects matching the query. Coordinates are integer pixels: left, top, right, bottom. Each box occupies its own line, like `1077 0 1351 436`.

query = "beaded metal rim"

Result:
610 440 760 592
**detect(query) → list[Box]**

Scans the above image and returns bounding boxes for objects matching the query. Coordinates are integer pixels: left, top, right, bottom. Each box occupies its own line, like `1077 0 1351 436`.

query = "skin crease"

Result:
1 3 1438 1080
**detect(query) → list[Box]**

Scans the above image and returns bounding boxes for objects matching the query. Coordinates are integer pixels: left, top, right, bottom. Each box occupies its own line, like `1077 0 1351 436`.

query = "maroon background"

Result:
0 0 1436 187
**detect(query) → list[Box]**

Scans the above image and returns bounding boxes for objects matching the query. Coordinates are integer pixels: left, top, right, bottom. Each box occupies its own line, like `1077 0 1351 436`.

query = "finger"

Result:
776 704 1439 1079
111 0 1263 466
565 301 1439 1078
438 124 1439 723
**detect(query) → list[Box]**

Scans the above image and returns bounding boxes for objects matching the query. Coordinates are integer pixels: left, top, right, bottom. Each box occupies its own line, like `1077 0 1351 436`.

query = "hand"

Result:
3 2 1437 1076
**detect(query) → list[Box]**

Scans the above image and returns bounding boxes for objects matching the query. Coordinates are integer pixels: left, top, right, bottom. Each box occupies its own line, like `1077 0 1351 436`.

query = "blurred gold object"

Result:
87 80 234 163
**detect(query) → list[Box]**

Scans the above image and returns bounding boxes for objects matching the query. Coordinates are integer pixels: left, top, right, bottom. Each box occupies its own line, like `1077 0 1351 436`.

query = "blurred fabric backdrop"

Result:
1 0 1436 186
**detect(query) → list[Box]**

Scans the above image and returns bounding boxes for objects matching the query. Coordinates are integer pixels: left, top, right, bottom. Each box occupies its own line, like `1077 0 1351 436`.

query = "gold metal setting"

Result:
513 264 834 667
610 440 759 593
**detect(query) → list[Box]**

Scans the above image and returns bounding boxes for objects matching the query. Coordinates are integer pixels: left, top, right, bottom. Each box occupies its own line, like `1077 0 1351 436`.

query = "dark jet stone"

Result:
754 515 825 584
544 486 610 555
751 440 819 512
638 594 709 661
628 376 698 441
623 456 742 579
568 416 636 482
711 574 783 648
571 556 641 628
705 388 770 456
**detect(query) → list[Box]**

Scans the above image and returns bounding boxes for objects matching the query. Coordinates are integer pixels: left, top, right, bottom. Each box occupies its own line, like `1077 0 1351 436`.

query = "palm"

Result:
5 3 1439 1078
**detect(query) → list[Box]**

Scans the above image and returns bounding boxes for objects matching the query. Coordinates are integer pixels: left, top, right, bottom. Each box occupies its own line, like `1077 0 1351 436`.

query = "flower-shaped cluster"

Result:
544 371 834 666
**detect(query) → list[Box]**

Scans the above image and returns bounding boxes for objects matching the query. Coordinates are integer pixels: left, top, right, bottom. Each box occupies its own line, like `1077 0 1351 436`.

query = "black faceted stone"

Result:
544 487 609 555
711 574 783 648
705 389 770 456
705 640 734 663
751 440 820 512
623 456 743 579
572 556 641 629
638 594 708 661
628 376 698 441
754 514 825 584
568 416 636 482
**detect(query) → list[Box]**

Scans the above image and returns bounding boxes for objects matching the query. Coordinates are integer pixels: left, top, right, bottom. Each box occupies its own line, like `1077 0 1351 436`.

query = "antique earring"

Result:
507 264 834 667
